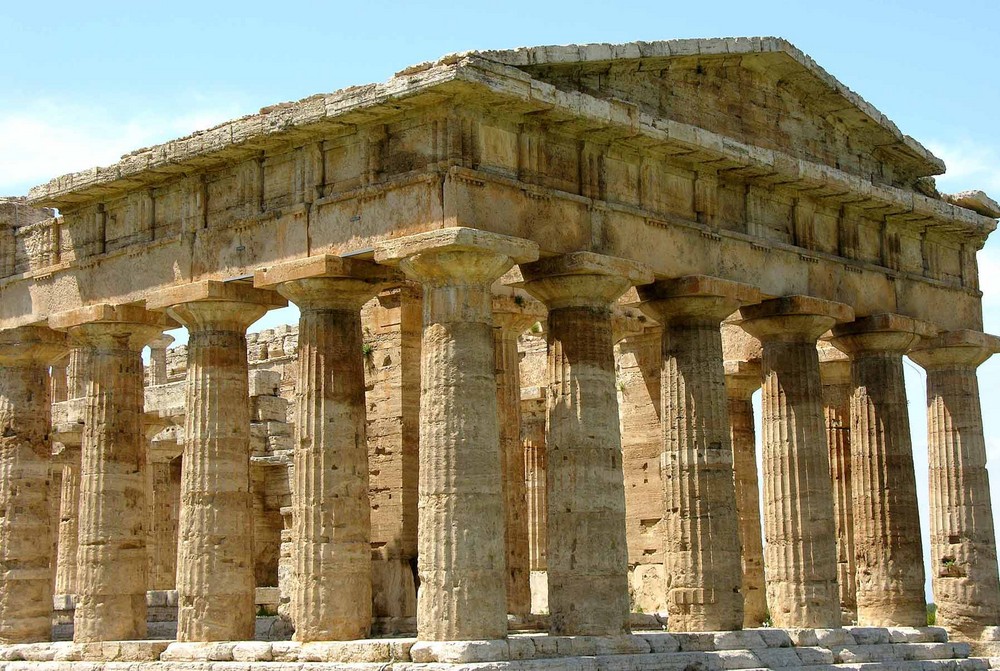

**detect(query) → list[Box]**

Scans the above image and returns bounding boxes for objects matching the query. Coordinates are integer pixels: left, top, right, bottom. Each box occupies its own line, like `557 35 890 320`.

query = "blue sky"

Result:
2 0 998 603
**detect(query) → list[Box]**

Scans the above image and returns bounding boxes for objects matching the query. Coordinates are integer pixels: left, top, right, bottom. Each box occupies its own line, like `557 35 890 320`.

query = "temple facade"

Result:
2 37 1000 670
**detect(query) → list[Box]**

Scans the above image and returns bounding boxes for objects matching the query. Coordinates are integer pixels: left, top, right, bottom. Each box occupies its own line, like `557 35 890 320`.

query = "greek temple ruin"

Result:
2 36 1000 671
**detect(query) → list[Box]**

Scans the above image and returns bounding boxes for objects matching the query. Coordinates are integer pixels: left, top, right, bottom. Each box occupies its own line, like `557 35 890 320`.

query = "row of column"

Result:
1 225 999 646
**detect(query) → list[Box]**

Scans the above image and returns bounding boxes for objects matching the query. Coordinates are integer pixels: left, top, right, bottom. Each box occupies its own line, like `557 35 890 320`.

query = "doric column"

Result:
830 313 935 627
522 387 547 613
148 281 286 642
817 344 857 625
148 457 181 590
0 325 65 644
375 227 539 641
638 276 758 632
723 359 767 628
148 333 174 386
521 251 653 636
257 255 396 641
910 330 1000 639
493 293 543 618
50 305 170 643
739 295 852 629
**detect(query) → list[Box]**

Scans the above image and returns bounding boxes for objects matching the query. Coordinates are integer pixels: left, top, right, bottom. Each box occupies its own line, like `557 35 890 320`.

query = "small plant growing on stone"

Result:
362 342 374 357
513 294 525 306
530 321 542 334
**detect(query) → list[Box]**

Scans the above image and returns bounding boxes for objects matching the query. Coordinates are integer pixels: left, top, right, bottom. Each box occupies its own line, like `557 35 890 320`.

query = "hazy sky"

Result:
2 0 998 602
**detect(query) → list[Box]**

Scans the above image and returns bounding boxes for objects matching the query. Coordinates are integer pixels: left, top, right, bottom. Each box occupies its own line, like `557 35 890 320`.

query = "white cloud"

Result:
0 99 243 196
924 138 1000 196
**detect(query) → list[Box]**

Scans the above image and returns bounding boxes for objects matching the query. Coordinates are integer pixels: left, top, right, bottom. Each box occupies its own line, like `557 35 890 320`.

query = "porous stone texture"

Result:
149 282 284 642
375 227 539 641
521 252 652 636
830 314 934 628
817 344 857 625
50 305 169 643
53 454 80 597
259 257 396 641
0 326 64 644
521 387 548 615
724 359 767 628
493 294 544 618
910 331 1000 641
739 296 851 629
638 276 759 632
147 458 180 591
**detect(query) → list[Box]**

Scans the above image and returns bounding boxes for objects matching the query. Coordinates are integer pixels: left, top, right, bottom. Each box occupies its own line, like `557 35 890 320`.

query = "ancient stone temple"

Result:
2 37 1000 671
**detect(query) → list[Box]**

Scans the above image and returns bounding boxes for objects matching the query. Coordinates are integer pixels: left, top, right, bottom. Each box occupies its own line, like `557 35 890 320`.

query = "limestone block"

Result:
248 366 283 399
757 629 794 648
713 631 768 650
252 394 289 422
846 627 892 645
232 642 274 662
299 640 396 663
409 640 511 663
673 633 718 651
752 647 801 667
640 633 681 653
716 649 763 669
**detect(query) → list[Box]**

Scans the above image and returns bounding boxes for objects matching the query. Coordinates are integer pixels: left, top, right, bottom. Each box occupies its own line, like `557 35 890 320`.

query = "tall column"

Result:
739 295 852 629
910 330 1000 639
148 281 286 642
521 251 653 636
375 227 539 641
723 359 767 628
148 333 174 385
638 276 758 632
522 387 548 614
54 449 81 596
830 314 934 627
148 457 181 590
818 345 857 625
50 304 169 642
257 255 395 641
0 325 64 644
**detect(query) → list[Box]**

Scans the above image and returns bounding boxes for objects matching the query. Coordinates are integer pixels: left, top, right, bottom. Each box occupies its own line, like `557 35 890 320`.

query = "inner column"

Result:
638 276 759 632
0 325 65 644
739 295 851 629
375 227 539 641
257 255 395 641
830 314 934 627
148 281 285 642
521 251 652 636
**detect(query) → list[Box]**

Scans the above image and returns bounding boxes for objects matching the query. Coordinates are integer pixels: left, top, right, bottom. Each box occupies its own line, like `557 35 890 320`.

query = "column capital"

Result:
148 333 175 350
520 251 653 310
492 291 545 336
0 324 66 365
50 304 172 351
908 329 1000 369
818 343 852 386
147 280 286 332
724 359 761 400
829 313 937 356
738 295 853 343
255 255 401 310
638 275 760 325
374 227 539 285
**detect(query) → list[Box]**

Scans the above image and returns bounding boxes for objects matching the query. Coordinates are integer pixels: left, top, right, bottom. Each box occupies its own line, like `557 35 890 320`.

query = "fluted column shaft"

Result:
725 365 767 628
911 332 1000 640
831 316 932 627
523 252 652 636
268 270 390 642
375 228 539 641
524 420 547 572
639 280 755 632
740 297 850 629
54 455 80 595
0 326 64 644
148 458 180 590
494 309 535 618
819 358 857 624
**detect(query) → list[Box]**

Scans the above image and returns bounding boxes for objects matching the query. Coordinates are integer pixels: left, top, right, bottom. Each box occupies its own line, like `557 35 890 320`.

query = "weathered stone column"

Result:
0 325 65 644
521 252 652 636
54 452 81 596
638 276 757 632
493 293 543 618
910 330 1000 639
739 295 852 629
148 333 174 385
522 387 548 614
375 228 539 641
148 281 285 642
148 457 181 591
817 344 857 625
723 359 767 628
257 255 395 641
51 305 169 642
830 313 934 627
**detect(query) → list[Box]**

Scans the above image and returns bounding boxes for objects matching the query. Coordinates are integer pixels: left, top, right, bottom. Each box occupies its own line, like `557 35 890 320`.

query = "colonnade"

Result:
1 227 999 647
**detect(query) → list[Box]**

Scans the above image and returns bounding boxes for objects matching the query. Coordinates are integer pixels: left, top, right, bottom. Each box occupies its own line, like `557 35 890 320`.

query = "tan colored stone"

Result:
0 325 65 644
149 281 286 642
910 330 1000 641
638 276 759 632
830 313 936 628
723 359 767 628
739 295 852 628
258 256 397 641
521 251 652 636
53 453 80 596
375 227 539 641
